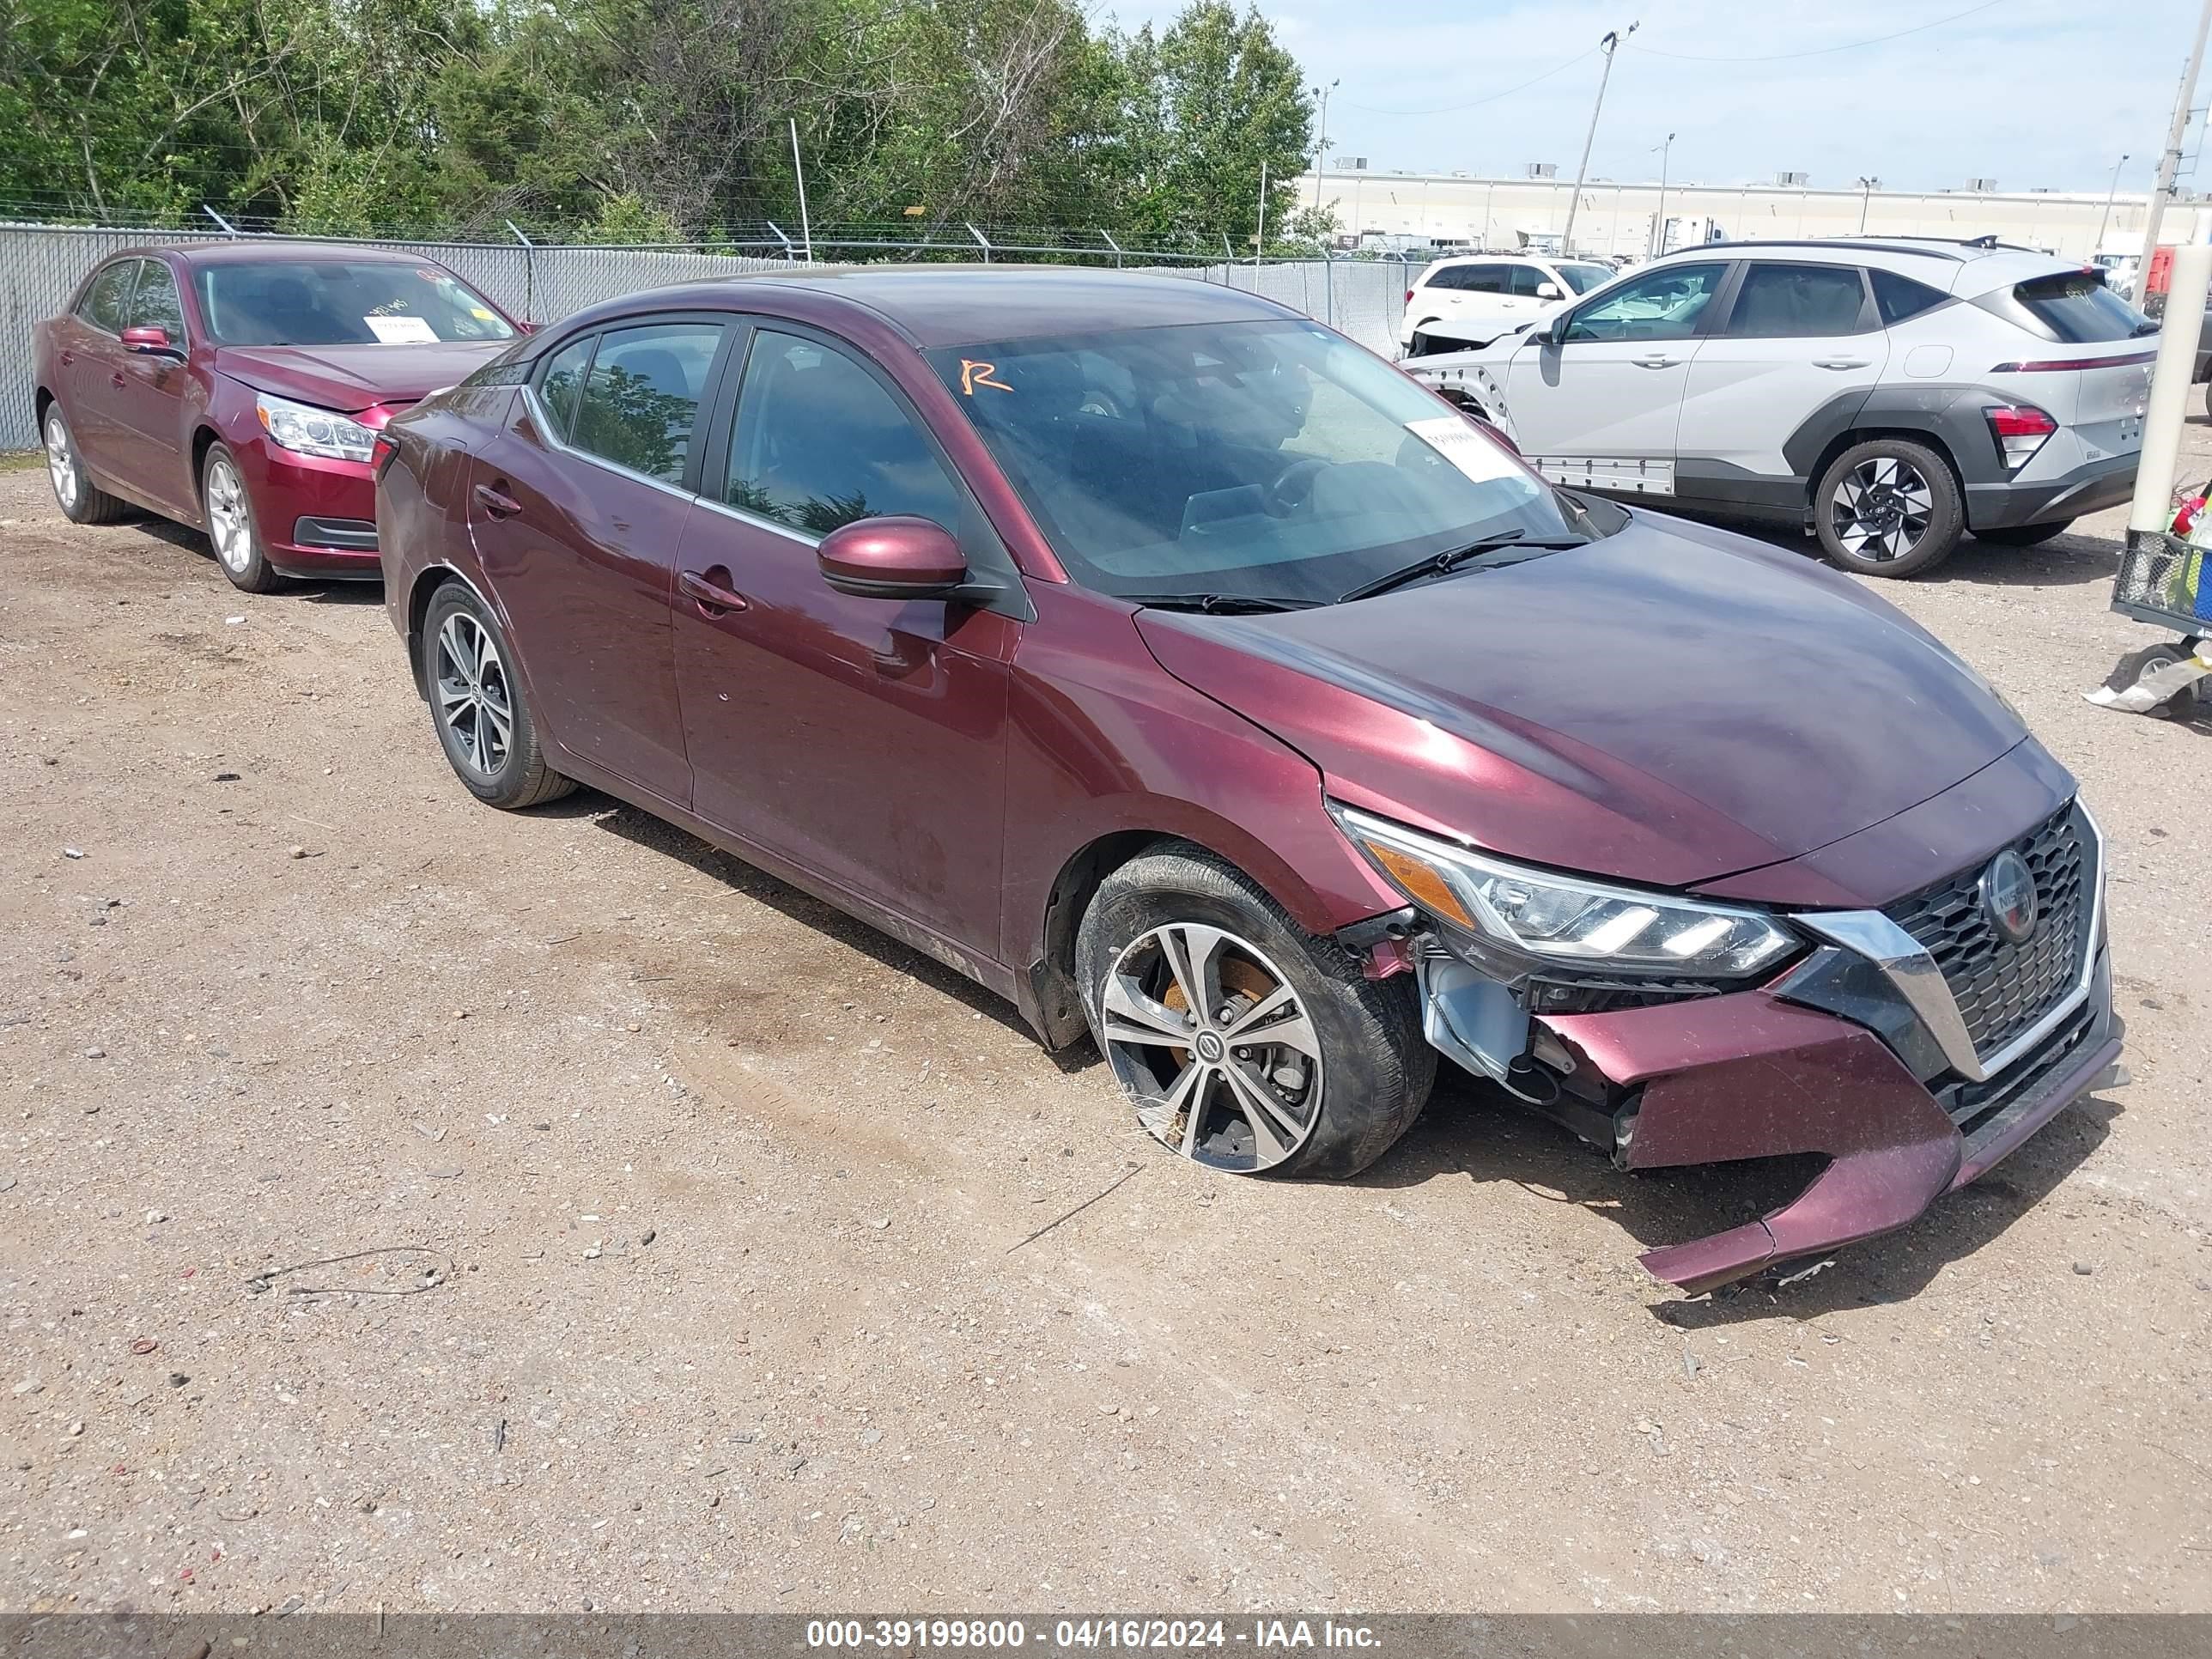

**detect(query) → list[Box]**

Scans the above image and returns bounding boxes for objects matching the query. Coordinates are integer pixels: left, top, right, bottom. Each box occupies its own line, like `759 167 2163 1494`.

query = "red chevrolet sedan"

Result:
33 241 520 591
374 267 2122 1294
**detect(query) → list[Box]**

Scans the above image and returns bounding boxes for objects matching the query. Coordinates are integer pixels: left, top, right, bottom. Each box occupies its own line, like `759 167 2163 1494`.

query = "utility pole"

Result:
1562 22 1638 252
1255 161 1268 267
2094 152 2130 258
1311 79 1339 214
2139 0 2212 288
789 118 812 263
1650 131 1674 258
1856 175 1879 234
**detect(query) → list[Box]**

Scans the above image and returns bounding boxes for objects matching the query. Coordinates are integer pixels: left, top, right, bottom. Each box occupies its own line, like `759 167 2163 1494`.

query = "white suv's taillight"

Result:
1985 404 2057 471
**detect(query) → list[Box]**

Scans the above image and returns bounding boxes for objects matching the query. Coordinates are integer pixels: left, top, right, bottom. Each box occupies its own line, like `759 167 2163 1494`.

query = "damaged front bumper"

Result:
1389 823 2121 1296
1543 948 2120 1294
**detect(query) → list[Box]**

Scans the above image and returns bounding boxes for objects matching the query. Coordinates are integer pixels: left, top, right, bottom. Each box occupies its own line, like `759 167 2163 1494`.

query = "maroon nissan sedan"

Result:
33 241 520 591
374 267 2122 1293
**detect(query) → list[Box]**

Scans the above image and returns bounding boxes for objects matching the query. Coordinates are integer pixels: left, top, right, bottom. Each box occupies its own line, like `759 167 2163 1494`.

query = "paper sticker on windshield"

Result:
364 314 438 344
1406 416 1519 483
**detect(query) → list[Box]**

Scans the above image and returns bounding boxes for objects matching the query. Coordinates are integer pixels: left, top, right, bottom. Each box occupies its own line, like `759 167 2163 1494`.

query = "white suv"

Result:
1399 253 1617 356
1406 239 2151 576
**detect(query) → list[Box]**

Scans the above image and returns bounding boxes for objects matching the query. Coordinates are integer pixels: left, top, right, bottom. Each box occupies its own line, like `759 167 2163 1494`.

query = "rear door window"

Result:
568 321 723 484
127 262 186 341
2011 271 2150 343
76 261 140 334
1722 263 1871 337
536 333 596 442
1871 269 1948 324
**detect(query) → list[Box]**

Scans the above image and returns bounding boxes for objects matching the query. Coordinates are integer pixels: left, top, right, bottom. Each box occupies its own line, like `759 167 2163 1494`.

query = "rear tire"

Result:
1076 843 1434 1179
1975 520 2073 547
1813 438 1965 579
419 583 575 808
42 406 132 526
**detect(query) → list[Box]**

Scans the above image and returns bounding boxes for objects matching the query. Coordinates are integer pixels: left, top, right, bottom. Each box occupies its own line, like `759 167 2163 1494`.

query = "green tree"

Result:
1107 1 1312 252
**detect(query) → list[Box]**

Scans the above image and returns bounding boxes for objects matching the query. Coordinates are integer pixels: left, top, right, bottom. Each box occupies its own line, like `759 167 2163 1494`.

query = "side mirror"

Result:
1530 319 1565 347
120 325 178 356
517 319 541 335
817 515 969 600
1535 281 1563 300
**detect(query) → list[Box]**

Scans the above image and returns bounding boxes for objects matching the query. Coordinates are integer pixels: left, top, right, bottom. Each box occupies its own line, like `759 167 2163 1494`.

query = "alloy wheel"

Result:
1830 456 1934 562
1097 921 1323 1172
433 611 515 780
45 414 79 512
205 456 254 574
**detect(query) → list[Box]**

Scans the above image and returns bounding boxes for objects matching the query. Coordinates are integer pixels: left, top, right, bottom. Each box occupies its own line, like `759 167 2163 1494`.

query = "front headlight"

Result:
255 392 376 464
1332 803 1798 981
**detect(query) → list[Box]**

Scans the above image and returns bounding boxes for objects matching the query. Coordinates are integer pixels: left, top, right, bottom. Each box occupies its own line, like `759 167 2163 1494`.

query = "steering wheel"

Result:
1263 456 1330 518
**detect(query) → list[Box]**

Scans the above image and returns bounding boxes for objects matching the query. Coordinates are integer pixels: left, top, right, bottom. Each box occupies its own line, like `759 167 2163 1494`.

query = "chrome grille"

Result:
1883 803 2091 1066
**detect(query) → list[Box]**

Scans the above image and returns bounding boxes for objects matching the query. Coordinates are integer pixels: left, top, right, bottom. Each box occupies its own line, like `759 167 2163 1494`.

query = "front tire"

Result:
43 407 132 526
1076 844 1433 1179
1975 520 2073 547
419 584 575 808
1813 438 1965 579
202 442 283 593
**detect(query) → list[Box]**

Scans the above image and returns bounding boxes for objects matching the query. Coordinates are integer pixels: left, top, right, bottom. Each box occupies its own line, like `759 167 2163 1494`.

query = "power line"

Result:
1335 47 1597 117
1627 0 2004 63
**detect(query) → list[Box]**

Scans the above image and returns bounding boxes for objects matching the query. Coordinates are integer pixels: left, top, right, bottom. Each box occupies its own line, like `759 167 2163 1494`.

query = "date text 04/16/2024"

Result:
805 1620 1382 1650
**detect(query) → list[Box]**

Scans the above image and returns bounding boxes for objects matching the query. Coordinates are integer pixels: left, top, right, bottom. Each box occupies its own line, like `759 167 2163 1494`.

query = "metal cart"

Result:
2103 526 2212 718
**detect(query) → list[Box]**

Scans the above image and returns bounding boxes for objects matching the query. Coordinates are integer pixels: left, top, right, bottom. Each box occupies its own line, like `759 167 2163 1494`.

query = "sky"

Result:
1102 0 2199 197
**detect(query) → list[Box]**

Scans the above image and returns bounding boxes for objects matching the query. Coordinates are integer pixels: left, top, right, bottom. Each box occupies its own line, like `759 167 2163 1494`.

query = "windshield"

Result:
1558 263 1613 294
192 261 517 347
925 319 1589 604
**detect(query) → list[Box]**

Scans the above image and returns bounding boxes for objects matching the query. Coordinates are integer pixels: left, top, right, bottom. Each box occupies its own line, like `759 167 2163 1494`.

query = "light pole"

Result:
2138 0 2212 290
1650 131 1674 257
1311 79 1339 215
2094 151 2130 257
1856 175 1879 234
1562 21 1638 252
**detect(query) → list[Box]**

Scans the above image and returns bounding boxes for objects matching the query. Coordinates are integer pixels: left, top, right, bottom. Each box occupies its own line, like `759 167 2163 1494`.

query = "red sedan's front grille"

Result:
1883 802 2092 1067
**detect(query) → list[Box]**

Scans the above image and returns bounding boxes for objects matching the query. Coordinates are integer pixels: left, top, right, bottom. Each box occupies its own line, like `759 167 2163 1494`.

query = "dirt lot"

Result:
3 441 2210 1618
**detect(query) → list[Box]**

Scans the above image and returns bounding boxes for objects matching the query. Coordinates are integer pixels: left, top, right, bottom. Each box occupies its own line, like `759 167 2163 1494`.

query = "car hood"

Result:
1133 514 2027 891
213 341 508 412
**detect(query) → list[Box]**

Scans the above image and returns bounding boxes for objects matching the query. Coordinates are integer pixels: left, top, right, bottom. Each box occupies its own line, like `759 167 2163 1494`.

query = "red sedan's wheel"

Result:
43 407 132 526
201 442 283 594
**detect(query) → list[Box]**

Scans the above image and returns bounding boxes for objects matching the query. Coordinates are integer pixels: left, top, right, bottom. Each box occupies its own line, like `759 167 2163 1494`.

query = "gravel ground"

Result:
2 438 2209 1618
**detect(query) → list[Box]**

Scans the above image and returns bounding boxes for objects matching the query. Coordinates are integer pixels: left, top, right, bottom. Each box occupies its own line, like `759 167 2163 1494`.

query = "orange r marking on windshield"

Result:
961 360 1012 395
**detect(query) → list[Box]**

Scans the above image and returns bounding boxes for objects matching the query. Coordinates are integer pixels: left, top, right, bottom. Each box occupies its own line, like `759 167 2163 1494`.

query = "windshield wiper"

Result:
1121 592 1322 614
1336 529 1587 604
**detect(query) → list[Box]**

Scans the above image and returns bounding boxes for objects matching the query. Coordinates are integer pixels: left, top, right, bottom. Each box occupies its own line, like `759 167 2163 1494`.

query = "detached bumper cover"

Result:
1543 949 2118 1296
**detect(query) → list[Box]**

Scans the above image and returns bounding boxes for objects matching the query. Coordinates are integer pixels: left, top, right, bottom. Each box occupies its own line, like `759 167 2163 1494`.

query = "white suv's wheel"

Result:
1813 439 1965 579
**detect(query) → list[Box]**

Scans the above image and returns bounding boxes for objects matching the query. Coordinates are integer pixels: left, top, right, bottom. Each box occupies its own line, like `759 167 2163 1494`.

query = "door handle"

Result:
1632 354 1682 369
110 372 127 389
1813 357 1871 370
471 482 522 519
59 349 75 368
679 568 750 613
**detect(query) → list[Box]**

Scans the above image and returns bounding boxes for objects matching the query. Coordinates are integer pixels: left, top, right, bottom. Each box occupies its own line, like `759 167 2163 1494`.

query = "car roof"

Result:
1638 236 2087 297
571 264 1301 349
105 240 443 269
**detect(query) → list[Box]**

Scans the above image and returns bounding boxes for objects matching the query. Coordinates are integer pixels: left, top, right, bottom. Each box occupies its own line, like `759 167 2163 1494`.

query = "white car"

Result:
1407 238 2151 577
1399 254 1616 356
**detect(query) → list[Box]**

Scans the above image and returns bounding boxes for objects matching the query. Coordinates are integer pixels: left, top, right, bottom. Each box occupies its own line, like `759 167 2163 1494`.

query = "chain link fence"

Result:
0 223 1413 451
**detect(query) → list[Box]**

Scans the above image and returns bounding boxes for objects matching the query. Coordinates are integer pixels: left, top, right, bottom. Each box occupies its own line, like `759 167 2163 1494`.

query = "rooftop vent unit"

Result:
1526 161 1558 179
1334 155 1368 171
1966 177 1998 192
1776 170 1809 187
